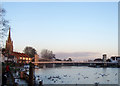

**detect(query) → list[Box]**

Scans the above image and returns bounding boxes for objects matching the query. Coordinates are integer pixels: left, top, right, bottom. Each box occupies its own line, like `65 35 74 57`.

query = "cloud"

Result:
55 52 101 61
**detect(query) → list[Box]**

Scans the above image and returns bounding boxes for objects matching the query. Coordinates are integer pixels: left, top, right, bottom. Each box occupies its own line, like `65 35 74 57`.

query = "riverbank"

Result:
2 62 29 85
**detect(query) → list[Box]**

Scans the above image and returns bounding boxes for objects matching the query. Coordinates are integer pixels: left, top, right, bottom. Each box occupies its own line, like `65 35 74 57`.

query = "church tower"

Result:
6 27 13 54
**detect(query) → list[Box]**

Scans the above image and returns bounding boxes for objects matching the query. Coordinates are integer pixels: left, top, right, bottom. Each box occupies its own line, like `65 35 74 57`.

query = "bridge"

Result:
32 61 118 68
32 61 114 64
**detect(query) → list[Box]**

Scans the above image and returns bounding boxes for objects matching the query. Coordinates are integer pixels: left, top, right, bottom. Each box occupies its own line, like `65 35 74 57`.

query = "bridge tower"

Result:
103 54 107 67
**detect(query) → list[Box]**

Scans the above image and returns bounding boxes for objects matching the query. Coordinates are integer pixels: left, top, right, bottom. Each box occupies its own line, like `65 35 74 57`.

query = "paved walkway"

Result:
6 73 13 85
2 72 13 86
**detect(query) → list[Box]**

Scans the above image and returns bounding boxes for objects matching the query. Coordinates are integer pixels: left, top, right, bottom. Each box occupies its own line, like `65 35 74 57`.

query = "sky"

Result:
1 2 118 61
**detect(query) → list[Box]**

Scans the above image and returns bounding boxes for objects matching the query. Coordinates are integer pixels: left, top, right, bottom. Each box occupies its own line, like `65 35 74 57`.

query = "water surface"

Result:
35 66 118 84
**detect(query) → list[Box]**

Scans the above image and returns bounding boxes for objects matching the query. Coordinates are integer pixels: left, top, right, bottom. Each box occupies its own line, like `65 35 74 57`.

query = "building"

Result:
3 27 33 64
110 56 120 63
11 52 32 64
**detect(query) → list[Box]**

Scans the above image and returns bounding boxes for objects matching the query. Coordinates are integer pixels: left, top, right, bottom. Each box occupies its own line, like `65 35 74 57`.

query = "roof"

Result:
11 52 30 58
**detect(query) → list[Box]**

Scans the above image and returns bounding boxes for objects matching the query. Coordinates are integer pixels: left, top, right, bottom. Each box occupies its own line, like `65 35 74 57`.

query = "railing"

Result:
32 61 116 64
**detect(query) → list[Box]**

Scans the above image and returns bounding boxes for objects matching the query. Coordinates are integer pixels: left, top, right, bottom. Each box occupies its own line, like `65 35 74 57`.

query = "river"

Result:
35 66 119 85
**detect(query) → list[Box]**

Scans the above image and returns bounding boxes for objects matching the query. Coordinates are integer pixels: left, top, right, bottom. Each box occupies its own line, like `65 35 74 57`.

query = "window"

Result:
26 58 28 60
20 57 22 60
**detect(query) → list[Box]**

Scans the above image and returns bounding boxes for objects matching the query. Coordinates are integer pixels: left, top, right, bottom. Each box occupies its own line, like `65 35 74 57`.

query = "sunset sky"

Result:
2 2 118 61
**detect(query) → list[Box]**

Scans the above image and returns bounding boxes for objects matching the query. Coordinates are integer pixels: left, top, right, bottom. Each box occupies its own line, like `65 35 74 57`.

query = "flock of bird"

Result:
35 72 118 84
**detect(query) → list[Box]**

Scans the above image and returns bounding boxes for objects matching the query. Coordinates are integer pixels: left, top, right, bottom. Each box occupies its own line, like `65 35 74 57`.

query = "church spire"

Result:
8 27 11 42
6 27 13 53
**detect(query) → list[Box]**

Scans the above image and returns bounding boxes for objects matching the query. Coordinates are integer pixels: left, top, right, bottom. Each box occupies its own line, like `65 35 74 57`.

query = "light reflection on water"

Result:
35 66 118 84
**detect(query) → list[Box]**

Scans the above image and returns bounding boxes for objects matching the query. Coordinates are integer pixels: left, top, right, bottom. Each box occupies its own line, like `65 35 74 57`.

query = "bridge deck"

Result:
32 61 115 64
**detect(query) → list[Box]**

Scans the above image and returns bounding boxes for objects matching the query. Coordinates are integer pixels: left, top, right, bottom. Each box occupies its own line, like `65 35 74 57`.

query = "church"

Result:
3 28 33 64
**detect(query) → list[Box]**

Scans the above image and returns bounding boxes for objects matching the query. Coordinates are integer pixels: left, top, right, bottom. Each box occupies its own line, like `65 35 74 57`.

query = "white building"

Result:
110 56 120 63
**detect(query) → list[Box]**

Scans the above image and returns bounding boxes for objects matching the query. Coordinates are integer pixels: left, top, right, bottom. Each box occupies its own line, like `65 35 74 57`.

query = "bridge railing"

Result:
32 61 115 64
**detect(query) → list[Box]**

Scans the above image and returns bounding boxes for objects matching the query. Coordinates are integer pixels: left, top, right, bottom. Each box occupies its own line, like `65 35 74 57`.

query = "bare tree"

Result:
67 58 72 61
0 7 9 48
23 46 37 58
41 49 55 60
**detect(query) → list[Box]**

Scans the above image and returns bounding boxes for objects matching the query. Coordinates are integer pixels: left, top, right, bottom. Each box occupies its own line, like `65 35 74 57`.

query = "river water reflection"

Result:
35 66 118 84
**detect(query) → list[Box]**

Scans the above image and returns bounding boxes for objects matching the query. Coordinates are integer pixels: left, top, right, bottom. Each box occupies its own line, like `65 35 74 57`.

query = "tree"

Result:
106 59 111 62
63 59 66 61
67 58 72 61
41 49 55 60
23 46 37 58
2 48 6 56
0 8 9 48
